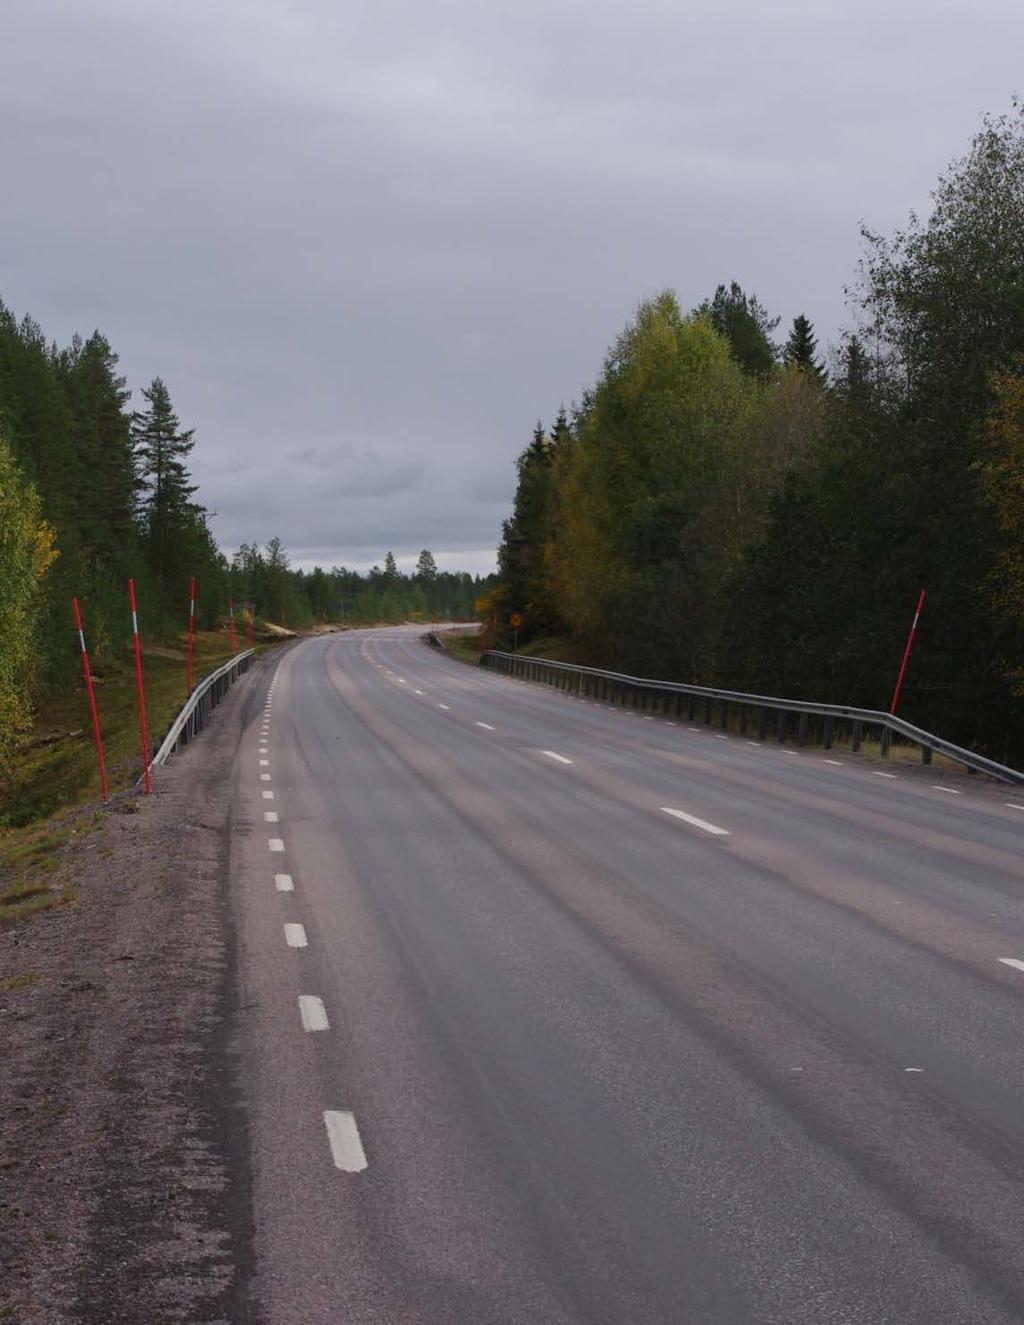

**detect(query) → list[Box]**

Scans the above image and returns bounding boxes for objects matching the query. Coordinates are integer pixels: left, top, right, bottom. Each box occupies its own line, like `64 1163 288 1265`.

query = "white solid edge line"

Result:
475 721 496 730
931 786 963 795
323 1111 368 1172
660 807 730 837
268 837 285 852
299 995 329 1032
275 873 294 891
264 811 279 823
541 750 573 764
998 957 1024 973
284 922 307 948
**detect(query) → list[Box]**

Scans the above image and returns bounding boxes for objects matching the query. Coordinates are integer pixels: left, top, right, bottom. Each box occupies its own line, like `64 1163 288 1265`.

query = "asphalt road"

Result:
231 626 1024 1324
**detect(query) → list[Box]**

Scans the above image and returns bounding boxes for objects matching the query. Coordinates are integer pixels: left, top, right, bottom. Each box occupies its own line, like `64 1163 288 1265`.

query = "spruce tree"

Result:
783 315 825 380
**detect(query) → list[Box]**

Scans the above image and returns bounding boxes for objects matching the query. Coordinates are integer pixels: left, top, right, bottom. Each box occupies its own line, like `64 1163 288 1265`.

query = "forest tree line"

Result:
494 107 1024 764
0 307 487 782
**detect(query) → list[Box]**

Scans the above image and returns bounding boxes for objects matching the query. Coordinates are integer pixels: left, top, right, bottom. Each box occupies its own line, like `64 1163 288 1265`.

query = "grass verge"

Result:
0 631 278 923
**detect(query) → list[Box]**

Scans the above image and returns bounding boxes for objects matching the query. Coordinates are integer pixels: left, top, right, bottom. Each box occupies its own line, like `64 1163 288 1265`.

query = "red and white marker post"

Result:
128 578 152 794
72 597 109 802
228 598 238 654
889 588 926 716
186 575 196 695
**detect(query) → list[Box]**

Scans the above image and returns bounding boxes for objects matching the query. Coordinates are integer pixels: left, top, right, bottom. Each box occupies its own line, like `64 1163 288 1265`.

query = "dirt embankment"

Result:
0 658 266 1324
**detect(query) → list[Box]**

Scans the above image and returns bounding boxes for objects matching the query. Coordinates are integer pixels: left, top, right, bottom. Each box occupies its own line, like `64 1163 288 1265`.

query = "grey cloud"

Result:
3 0 1022 572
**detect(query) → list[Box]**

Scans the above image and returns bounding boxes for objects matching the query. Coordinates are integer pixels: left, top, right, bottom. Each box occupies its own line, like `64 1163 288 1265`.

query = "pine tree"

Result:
698 282 779 376
264 536 291 622
61 332 137 566
415 548 438 582
132 377 198 588
783 315 825 380
383 550 399 580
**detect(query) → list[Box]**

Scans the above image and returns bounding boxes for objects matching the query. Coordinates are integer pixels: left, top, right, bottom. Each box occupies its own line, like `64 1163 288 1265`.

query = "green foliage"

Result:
546 293 768 675
978 366 1024 696
227 541 492 628
783 315 825 380
698 281 779 376
496 417 565 643
0 438 57 787
495 106 1024 762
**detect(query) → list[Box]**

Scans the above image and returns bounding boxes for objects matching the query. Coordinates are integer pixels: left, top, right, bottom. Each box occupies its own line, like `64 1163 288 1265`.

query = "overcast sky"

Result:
3 1 1021 573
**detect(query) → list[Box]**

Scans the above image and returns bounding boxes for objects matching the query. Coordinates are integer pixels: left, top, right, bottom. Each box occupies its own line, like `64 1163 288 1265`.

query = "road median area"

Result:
0 651 266 1324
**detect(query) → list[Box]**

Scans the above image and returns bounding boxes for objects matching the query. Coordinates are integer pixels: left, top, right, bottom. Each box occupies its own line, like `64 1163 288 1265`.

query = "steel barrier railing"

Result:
476 649 1024 785
150 649 256 770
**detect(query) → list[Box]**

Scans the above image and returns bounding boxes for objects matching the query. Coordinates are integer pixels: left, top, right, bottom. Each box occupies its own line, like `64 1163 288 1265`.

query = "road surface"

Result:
231 626 1024 1324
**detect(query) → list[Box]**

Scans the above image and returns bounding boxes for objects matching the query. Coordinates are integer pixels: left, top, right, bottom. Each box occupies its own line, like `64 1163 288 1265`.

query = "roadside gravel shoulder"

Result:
0 656 268 1324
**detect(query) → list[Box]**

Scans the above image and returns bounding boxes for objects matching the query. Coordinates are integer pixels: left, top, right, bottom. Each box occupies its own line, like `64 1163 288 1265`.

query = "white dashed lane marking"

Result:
873 772 898 779
284 923 307 948
323 1111 368 1172
260 759 269 767
262 790 274 799
268 838 285 852
475 722 496 731
998 958 1024 974
299 995 329 1032
275 873 294 891
932 786 963 795
261 773 271 782
541 750 573 765
437 703 451 711
660 807 730 837
264 811 279 823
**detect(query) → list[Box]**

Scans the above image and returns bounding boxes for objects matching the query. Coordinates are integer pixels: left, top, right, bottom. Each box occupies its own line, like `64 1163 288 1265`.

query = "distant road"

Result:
232 625 1024 1324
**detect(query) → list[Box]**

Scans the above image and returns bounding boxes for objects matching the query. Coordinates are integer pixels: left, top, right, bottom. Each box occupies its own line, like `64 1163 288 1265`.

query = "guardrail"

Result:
479 649 1024 785
150 648 256 770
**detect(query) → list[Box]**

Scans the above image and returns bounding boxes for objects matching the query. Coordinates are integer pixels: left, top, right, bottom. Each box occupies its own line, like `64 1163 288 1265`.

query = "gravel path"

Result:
1 657 268 1324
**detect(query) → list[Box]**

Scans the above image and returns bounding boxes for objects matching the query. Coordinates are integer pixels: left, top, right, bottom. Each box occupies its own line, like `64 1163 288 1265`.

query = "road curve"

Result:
231 626 1024 1324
